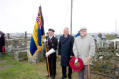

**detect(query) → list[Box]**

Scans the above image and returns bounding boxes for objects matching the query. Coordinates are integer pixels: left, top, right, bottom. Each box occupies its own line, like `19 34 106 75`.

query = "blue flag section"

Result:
75 31 80 37
29 6 45 58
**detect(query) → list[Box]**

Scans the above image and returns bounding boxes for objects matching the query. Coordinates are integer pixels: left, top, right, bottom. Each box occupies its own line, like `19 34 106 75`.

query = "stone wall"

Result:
5 36 45 63
5 38 28 61
5 33 119 65
93 40 119 77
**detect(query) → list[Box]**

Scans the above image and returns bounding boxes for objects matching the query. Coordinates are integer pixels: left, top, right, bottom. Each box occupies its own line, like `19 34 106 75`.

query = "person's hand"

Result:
70 56 73 58
88 57 92 62
58 55 61 59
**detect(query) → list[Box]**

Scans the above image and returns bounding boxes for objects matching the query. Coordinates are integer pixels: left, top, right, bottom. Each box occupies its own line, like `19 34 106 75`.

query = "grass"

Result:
0 54 112 79
0 54 47 79
0 63 47 79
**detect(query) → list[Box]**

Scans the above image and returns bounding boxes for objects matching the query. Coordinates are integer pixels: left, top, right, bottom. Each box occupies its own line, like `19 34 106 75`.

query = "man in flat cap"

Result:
46 28 58 79
73 27 95 79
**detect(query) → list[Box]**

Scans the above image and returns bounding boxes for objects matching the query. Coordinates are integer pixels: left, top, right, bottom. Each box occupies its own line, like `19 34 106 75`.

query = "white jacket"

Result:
73 35 95 65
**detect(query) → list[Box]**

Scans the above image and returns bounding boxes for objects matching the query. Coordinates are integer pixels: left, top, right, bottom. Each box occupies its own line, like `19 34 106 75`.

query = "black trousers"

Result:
46 53 56 78
62 65 72 78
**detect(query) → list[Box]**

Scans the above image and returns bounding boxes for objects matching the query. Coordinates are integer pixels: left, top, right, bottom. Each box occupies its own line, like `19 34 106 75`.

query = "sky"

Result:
0 0 119 34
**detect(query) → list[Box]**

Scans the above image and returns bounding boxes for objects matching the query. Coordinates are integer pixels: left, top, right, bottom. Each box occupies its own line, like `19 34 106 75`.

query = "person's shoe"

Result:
68 77 72 79
46 74 49 77
52 77 55 79
60 76 64 79
60 76 67 79
52 76 55 79
68 76 72 79
60 77 63 79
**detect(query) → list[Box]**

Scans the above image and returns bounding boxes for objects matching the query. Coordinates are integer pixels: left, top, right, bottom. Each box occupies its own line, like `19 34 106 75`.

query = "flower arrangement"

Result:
69 57 84 71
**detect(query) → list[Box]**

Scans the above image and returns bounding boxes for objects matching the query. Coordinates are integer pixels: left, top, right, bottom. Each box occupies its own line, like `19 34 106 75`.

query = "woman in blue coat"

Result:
58 27 74 79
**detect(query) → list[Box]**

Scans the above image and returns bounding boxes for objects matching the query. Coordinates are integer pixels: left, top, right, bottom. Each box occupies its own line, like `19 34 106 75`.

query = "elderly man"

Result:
58 27 74 79
73 27 95 79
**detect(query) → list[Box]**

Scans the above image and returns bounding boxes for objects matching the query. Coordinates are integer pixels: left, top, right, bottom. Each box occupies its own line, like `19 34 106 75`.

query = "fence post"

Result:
25 31 27 39
7 33 10 39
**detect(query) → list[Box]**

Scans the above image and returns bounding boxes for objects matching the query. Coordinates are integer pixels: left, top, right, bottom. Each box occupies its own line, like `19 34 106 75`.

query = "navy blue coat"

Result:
58 35 74 66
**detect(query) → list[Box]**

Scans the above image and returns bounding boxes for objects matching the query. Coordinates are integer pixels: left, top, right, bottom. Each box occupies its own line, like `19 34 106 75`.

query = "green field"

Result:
0 54 111 79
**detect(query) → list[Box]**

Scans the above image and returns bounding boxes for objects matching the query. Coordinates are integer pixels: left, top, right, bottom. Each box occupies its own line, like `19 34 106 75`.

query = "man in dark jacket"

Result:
58 27 74 79
46 28 58 79
0 31 5 57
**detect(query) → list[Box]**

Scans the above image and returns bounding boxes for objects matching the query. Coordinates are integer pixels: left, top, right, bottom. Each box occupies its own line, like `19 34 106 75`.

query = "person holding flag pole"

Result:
45 28 58 79
28 6 51 79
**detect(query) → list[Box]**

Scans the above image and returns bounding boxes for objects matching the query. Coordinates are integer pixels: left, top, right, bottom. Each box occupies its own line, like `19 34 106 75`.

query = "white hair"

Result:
64 27 69 31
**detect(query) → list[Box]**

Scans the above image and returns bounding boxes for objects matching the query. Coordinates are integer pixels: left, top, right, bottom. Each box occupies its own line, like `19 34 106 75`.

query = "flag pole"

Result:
40 6 50 79
70 0 73 35
45 42 51 79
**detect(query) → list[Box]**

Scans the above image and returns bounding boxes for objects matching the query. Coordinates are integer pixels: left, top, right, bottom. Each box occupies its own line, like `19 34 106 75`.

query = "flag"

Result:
75 31 80 37
29 6 45 58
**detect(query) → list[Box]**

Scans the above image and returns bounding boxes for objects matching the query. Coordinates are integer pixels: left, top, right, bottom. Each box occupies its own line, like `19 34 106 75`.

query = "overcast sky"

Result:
0 0 119 34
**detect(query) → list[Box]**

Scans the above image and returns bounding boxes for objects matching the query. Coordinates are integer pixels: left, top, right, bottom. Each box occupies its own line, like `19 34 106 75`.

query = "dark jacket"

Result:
58 35 74 66
0 33 5 52
47 36 58 57
47 36 58 51
47 36 58 77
